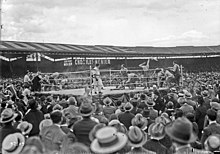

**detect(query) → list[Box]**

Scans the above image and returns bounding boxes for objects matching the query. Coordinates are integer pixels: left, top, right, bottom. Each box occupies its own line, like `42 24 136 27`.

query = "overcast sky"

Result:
1 0 220 46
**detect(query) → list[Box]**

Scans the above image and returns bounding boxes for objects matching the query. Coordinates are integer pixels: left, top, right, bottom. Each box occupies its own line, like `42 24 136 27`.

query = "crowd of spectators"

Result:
1 71 220 154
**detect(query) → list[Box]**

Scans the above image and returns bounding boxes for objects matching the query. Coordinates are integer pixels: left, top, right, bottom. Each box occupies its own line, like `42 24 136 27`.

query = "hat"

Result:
68 97 77 105
148 122 166 140
210 102 220 110
127 126 147 147
39 119 53 131
201 90 209 97
185 92 192 99
131 114 148 131
205 135 220 151
155 115 171 126
17 121 33 135
89 123 106 142
2 133 25 154
178 93 185 97
145 99 155 107
165 117 197 144
108 119 121 126
90 127 128 154
124 102 133 111
103 97 112 105
170 87 177 93
52 104 63 111
78 102 96 117
0 108 18 123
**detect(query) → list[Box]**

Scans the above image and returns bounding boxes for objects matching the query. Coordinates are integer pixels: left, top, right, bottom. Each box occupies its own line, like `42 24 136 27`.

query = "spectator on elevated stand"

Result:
23 70 31 88
172 61 181 86
93 63 103 94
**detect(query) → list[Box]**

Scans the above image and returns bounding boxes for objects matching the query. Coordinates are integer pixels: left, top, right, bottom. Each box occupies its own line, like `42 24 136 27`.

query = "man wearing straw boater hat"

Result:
72 102 97 146
90 126 128 154
0 108 20 151
165 117 210 154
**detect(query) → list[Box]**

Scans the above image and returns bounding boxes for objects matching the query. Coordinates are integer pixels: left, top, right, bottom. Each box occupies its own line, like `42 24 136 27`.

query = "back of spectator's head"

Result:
197 96 204 105
207 109 217 121
40 95 46 102
166 101 174 109
50 110 63 124
22 136 44 154
109 114 118 121
68 97 77 106
174 108 183 119
116 100 122 107
99 117 109 126
186 112 195 122
28 99 38 110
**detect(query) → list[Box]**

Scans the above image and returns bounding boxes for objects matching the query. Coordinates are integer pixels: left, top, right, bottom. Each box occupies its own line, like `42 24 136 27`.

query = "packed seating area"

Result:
0 70 220 154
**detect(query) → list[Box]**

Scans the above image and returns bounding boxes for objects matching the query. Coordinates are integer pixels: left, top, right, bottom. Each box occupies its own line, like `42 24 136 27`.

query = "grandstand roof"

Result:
0 40 220 59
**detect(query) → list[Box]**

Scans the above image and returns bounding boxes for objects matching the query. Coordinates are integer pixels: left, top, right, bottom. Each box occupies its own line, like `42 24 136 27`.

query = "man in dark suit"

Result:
24 99 44 136
201 109 220 147
72 102 97 146
118 102 135 130
195 96 208 139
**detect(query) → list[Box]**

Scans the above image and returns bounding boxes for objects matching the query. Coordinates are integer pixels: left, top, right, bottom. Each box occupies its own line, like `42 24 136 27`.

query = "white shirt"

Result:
94 67 100 76
24 74 31 83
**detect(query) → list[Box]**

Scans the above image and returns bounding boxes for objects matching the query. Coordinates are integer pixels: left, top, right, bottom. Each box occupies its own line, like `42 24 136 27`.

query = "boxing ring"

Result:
37 67 183 97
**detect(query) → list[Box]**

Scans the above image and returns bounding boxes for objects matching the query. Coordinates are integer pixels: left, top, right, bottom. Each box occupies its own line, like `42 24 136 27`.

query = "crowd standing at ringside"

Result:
1 71 220 154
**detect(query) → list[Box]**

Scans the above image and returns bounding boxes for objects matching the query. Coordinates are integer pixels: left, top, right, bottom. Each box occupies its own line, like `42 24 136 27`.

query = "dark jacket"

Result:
143 139 169 154
118 111 135 130
72 117 97 146
24 109 44 136
195 105 207 131
0 124 21 152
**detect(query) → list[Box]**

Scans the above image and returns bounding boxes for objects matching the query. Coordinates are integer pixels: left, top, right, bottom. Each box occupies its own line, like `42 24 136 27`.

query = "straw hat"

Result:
127 126 147 147
123 102 133 111
89 123 106 142
78 102 96 117
17 121 33 135
131 114 148 131
210 102 220 110
148 122 166 140
145 99 155 107
165 117 197 144
201 90 209 97
2 133 25 154
90 126 127 154
103 97 112 105
0 108 18 123
39 119 53 131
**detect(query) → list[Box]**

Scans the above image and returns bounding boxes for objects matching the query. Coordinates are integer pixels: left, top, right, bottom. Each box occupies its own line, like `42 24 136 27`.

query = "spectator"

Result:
72 102 97 146
23 99 44 136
